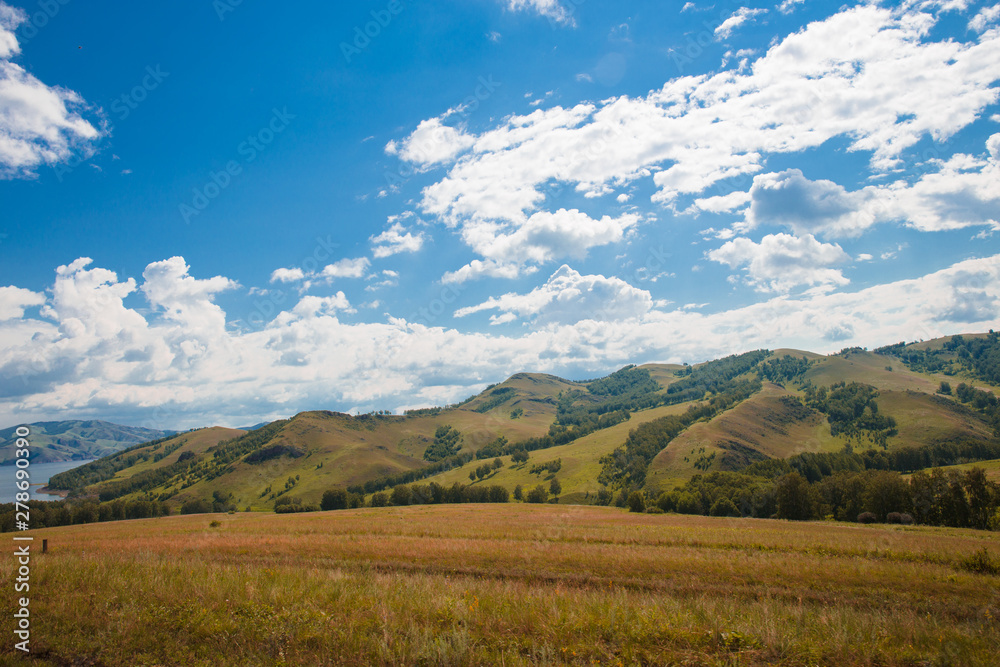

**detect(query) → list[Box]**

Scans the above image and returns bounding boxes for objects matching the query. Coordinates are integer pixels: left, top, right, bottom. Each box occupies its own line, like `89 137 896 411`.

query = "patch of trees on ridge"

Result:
876 331 1000 383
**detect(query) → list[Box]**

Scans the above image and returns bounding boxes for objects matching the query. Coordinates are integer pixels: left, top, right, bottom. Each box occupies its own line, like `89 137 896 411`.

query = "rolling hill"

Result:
0 420 176 465
38 332 1000 512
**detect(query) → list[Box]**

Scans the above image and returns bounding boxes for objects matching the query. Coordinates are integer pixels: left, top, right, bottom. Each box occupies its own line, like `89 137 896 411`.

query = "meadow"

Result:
2 505 998 666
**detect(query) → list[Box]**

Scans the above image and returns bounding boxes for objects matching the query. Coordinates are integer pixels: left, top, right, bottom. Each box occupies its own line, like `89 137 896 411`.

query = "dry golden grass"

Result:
2 505 998 666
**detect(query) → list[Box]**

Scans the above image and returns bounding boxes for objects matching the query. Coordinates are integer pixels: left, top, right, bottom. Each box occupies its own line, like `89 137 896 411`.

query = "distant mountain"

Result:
0 420 176 465
236 422 271 432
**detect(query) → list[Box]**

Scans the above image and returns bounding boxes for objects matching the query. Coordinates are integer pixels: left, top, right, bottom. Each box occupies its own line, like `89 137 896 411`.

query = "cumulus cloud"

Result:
2 255 999 428
970 5 1000 32
741 146 1000 238
370 222 425 258
0 3 105 178
455 265 653 325
270 267 306 283
320 257 370 279
385 118 475 167
708 233 851 292
745 169 878 237
444 209 639 282
0 286 44 320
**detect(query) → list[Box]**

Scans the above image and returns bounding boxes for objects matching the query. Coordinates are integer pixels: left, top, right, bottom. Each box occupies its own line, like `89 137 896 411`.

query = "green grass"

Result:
3 505 998 666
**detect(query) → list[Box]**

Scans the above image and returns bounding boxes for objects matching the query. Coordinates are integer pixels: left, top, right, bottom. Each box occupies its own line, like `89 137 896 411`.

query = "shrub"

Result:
180 499 212 515
321 489 349 511
525 485 549 504
857 511 877 524
656 492 675 513
676 492 703 515
513 484 523 501
709 497 740 518
209 520 222 528
390 485 412 506
645 506 664 514
958 547 999 575
369 492 388 508
627 491 646 513
595 487 613 506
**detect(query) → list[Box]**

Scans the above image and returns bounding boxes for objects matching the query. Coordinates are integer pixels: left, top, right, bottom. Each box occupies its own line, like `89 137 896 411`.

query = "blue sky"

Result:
0 0 998 429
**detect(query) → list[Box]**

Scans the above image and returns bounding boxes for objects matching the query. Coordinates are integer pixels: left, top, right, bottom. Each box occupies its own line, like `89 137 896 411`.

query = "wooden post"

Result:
42 539 47 554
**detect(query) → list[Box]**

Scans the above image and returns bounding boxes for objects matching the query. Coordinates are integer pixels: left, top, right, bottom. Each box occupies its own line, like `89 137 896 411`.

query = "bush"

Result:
525 485 549 504
709 497 741 517
513 484 523 501
180 499 212 515
595 487 613 506
369 492 388 507
321 489 348 511
645 506 664 514
958 547 999 575
676 492 703 515
857 511 877 524
390 485 412 506
627 491 646 513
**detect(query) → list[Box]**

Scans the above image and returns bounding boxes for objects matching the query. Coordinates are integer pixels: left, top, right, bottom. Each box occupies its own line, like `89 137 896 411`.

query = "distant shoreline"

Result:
34 484 70 499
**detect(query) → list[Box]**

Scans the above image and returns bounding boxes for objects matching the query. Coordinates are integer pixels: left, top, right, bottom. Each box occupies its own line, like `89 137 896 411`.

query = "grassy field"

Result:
2 505 998 666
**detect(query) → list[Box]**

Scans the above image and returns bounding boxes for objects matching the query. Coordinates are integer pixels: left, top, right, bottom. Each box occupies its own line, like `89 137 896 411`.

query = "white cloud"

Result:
385 117 475 167
0 3 105 178
445 208 639 282
745 169 878 237
689 190 752 214
503 0 575 26
3 255 999 427
778 0 804 15
0 285 44 320
987 132 1000 160
715 7 766 39
455 265 653 325
320 257 370 279
743 152 1000 237
370 222 425 258
708 233 851 292
970 5 1000 32
289 293 352 318
0 3 23 59
391 1 1000 256
141 257 238 336
270 267 306 283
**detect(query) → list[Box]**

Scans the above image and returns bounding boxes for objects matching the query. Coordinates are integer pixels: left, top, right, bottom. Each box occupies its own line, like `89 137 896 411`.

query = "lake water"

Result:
0 460 95 504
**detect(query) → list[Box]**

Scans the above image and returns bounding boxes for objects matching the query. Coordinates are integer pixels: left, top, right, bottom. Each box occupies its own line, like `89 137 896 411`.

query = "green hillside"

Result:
0 420 175 465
